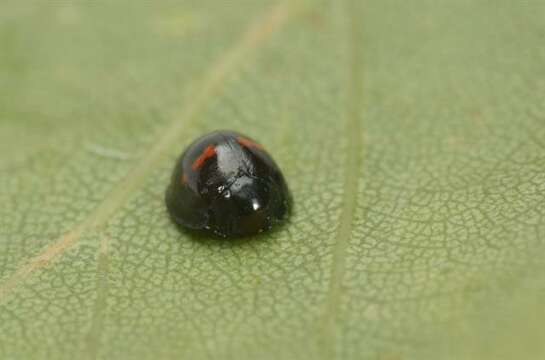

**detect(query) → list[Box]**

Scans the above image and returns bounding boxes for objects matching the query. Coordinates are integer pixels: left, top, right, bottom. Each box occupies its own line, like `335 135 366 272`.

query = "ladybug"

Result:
165 130 292 237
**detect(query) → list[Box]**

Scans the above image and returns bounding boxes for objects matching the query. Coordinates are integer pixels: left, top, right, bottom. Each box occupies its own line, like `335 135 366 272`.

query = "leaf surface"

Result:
1 0 544 359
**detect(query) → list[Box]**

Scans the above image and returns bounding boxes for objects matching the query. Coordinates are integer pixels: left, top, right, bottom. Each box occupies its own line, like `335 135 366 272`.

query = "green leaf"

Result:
1 0 544 359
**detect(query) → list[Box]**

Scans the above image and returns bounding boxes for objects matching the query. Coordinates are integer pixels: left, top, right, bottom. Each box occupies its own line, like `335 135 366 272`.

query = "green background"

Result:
1 0 544 359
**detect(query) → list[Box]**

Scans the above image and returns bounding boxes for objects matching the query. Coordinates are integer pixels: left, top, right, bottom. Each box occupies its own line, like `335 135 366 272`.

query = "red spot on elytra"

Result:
237 137 264 150
191 144 216 171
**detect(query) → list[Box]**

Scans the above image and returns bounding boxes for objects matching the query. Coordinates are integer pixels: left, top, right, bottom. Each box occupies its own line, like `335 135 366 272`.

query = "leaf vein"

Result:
320 0 365 356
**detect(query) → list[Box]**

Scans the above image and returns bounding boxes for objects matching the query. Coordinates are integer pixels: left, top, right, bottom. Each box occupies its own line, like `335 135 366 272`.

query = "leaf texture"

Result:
1 0 544 359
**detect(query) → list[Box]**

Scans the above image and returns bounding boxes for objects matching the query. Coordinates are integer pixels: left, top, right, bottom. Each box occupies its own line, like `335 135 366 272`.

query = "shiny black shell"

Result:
165 130 292 237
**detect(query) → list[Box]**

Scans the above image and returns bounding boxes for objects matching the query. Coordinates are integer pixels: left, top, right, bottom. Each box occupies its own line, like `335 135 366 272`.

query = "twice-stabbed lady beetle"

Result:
165 130 292 237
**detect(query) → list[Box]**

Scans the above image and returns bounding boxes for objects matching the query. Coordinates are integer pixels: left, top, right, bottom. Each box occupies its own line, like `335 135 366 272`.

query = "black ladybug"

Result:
165 130 292 237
